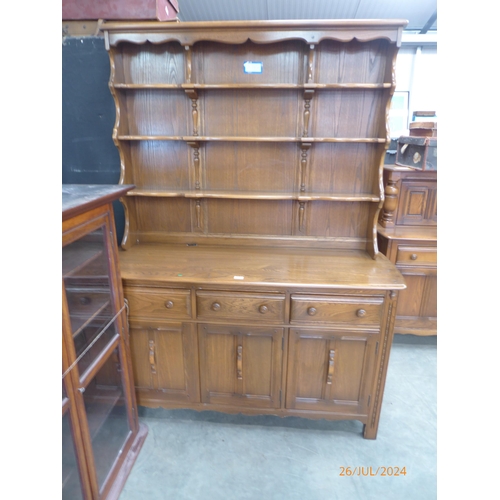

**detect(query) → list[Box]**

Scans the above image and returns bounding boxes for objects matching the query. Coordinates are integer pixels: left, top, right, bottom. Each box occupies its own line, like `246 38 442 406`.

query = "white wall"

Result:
390 44 437 137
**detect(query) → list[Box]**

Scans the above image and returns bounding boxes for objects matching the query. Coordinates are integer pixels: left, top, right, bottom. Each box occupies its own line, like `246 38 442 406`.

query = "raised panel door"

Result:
198 325 283 409
394 270 437 335
129 322 200 404
285 328 377 415
396 180 437 226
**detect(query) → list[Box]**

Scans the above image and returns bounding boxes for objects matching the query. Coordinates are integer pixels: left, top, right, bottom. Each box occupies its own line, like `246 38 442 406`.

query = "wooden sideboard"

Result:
62 185 147 499
101 19 407 439
378 165 437 336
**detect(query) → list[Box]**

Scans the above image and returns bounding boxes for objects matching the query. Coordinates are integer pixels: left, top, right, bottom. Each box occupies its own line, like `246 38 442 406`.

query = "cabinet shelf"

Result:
62 244 103 277
84 389 123 440
116 135 387 144
126 189 380 202
112 83 393 90
70 298 112 339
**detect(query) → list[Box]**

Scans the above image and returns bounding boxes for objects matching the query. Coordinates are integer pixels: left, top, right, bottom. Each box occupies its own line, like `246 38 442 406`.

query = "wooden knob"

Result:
259 305 268 314
307 307 317 316
165 300 174 309
356 309 366 317
211 302 221 311
410 254 418 260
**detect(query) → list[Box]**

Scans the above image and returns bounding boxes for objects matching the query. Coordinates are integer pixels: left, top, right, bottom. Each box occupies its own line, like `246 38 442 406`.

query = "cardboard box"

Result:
156 0 179 21
395 136 437 171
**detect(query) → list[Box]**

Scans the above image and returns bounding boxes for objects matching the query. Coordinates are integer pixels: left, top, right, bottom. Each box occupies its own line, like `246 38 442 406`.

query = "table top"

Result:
62 184 134 220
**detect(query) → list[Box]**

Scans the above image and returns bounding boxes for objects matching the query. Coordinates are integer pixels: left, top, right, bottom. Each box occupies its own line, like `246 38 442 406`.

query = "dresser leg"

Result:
363 422 378 440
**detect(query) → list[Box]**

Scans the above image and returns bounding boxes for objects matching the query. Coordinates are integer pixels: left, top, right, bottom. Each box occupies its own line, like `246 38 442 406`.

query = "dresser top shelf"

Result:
119 244 405 290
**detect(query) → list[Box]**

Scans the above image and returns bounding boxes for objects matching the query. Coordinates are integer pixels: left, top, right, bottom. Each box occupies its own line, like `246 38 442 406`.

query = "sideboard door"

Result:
285 329 378 416
198 325 283 409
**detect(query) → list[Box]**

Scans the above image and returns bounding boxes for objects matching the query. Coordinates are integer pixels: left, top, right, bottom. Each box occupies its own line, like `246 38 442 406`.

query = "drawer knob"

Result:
165 300 174 309
259 305 268 314
410 254 418 260
211 302 221 311
356 309 366 317
307 307 317 316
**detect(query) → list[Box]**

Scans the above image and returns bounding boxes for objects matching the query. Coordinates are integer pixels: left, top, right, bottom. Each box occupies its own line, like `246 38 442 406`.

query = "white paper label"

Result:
233 276 245 280
243 61 263 74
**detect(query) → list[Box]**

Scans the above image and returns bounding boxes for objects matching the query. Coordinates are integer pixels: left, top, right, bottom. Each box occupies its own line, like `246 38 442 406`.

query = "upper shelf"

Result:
115 135 388 144
111 83 394 90
101 20 408 48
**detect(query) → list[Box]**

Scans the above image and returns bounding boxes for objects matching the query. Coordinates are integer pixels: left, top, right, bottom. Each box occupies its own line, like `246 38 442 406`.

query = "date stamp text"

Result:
339 466 407 477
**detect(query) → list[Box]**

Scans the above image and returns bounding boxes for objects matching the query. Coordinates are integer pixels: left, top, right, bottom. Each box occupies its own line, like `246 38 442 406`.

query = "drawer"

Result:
396 246 437 267
196 291 286 322
124 287 192 320
290 295 384 325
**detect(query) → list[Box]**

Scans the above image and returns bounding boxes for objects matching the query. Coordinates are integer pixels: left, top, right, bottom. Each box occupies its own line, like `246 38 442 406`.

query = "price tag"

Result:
243 61 263 74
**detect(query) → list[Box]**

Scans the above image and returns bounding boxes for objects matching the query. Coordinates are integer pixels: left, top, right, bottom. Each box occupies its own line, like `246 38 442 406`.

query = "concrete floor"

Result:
119 335 437 500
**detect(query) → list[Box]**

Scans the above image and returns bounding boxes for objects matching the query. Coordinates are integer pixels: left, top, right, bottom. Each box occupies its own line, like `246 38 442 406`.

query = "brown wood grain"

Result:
102 21 408 440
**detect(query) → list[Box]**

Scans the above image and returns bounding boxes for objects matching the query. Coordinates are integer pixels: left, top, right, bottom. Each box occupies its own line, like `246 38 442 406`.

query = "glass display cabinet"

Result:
62 185 147 500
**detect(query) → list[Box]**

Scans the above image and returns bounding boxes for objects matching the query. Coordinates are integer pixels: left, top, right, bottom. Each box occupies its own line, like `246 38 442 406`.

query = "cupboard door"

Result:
198 325 283 409
394 269 437 335
129 322 200 403
396 180 437 226
286 329 377 415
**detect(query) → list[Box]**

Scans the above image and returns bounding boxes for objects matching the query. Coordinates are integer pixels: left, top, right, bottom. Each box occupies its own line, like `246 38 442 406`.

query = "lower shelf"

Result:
394 316 437 336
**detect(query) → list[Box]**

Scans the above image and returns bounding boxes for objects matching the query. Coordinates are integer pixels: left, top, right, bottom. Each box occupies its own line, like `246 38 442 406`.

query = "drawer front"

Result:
196 291 286 322
396 246 437 267
125 287 192 320
290 295 384 325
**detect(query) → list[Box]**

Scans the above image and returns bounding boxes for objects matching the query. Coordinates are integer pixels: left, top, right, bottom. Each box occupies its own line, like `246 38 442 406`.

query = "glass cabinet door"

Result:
62 407 85 500
63 226 121 378
63 222 133 496
81 347 132 490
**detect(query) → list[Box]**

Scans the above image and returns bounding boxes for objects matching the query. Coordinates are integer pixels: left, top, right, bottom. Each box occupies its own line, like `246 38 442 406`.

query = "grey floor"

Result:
119 335 437 500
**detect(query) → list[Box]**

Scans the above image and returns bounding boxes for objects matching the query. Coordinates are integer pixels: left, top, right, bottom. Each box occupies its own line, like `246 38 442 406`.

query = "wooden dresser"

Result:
378 165 437 336
101 20 407 439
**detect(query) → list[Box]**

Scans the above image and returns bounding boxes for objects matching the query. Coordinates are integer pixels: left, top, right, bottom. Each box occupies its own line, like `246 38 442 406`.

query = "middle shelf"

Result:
126 189 381 202
116 136 387 143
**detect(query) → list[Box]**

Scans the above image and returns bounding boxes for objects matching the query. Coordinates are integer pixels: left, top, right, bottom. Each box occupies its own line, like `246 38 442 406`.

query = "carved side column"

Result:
187 141 201 190
300 143 312 192
379 170 401 228
303 45 316 137
185 88 199 137
298 202 306 232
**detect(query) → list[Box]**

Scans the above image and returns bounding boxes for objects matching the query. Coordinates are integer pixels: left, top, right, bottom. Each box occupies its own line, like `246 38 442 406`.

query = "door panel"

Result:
286 328 377 415
129 322 200 403
199 324 283 409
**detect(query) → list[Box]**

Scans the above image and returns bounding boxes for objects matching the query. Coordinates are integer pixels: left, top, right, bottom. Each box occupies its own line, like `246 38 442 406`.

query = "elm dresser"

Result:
101 20 407 439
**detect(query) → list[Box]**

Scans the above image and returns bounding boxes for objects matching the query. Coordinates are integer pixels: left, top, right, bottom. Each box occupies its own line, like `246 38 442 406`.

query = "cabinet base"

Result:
394 316 437 336
134 397 379 438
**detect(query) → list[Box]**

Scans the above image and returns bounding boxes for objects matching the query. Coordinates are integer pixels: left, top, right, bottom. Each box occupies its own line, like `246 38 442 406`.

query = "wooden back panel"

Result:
104 21 406 255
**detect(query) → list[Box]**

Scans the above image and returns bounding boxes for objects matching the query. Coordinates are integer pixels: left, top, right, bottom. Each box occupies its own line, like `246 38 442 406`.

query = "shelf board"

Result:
111 83 393 90
128 190 295 200
70 299 112 339
112 83 182 89
298 193 380 202
116 135 386 144
63 243 103 277
127 189 380 202
305 137 386 143
116 135 184 141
